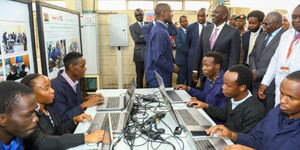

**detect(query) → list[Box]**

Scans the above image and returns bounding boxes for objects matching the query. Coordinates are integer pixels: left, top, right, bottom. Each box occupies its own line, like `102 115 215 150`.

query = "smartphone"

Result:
190 130 208 136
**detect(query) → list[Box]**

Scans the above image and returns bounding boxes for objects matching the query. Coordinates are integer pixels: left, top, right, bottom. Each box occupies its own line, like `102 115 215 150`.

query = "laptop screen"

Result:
124 79 135 107
154 71 169 104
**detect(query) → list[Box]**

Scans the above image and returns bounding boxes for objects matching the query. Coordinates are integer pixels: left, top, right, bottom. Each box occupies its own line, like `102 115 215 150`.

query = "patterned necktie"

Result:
286 33 300 59
262 33 271 50
210 28 219 49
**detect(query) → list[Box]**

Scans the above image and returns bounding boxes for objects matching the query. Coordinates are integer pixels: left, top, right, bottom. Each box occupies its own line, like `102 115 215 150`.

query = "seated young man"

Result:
51 52 104 122
175 52 226 108
207 71 300 150
0 81 104 150
188 65 265 133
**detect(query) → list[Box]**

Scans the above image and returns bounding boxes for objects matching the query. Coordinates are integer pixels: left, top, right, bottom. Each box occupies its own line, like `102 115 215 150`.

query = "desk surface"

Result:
69 88 233 150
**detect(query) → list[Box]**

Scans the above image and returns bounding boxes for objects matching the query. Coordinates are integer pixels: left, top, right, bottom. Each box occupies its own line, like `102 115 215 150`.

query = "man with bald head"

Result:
186 8 212 86
192 5 241 85
259 5 300 108
145 3 179 87
129 8 147 88
249 11 284 112
206 70 300 150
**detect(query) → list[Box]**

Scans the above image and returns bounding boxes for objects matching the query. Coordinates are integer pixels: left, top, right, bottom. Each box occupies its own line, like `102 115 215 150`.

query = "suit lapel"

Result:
135 22 143 34
212 24 230 50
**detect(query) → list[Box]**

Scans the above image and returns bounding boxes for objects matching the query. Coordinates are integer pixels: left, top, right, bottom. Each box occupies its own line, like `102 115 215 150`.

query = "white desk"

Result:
69 88 233 150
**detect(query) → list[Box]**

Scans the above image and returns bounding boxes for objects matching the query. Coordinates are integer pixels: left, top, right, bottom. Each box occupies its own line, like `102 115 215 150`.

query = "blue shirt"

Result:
188 71 226 108
237 105 300 150
0 138 24 150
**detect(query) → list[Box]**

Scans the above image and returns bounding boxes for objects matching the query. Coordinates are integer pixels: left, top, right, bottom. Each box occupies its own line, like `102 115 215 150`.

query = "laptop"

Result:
154 71 190 103
96 79 135 111
193 137 229 150
87 113 113 150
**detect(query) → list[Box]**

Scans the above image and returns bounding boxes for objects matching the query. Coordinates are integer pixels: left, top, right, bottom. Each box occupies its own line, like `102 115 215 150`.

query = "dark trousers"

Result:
176 64 187 84
135 61 144 88
252 81 275 114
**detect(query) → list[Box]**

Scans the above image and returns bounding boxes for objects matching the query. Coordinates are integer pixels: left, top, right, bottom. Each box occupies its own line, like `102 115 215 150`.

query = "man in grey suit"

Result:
249 12 284 112
174 15 188 84
192 5 241 84
129 8 147 88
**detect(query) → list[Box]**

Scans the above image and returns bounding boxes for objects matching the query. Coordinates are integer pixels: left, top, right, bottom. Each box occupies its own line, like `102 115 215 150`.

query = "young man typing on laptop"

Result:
206 71 300 150
51 52 104 122
187 65 265 133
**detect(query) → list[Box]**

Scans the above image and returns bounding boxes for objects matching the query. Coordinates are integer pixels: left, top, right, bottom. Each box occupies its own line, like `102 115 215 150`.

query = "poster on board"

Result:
0 0 37 81
36 2 82 79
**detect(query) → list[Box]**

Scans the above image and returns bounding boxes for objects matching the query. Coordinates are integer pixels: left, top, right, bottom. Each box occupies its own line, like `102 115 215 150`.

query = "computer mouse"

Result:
187 103 197 107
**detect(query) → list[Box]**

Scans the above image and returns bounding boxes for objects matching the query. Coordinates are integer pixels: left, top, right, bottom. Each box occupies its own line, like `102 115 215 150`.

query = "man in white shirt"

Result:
259 5 300 107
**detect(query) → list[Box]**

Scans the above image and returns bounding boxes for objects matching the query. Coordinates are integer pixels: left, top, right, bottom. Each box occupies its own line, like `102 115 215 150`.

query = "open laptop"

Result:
154 71 190 103
193 137 229 150
96 79 135 111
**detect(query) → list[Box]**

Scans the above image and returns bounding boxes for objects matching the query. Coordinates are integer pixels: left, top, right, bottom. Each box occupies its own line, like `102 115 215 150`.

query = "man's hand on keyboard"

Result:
81 95 104 109
174 84 190 91
224 144 254 150
187 98 209 108
205 125 238 142
84 129 105 143
73 113 92 123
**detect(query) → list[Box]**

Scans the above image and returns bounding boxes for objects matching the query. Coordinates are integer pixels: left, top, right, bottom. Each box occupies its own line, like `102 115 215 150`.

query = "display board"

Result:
0 0 37 81
36 1 82 79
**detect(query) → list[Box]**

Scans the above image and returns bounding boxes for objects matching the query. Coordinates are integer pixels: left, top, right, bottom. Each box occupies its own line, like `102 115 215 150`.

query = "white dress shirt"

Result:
261 28 300 106
210 22 226 40
231 90 252 110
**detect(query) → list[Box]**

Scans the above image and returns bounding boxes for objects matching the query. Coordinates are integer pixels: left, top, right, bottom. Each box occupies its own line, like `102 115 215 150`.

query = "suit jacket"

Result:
174 27 187 65
205 96 265 133
242 29 263 64
129 22 147 62
51 71 83 122
194 23 241 71
186 22 212 69
145 21 175 87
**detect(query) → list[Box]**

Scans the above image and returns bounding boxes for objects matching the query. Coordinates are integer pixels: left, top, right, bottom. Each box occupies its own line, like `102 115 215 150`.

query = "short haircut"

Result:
179 15 187 22
247 10 265 22
286 71 300 82
134 8 143 15
267 11 282 24
204 52 223 69
154 3 170 17
228 64 253 89
20 74 41 88
63 52 83 70
0 81 33 114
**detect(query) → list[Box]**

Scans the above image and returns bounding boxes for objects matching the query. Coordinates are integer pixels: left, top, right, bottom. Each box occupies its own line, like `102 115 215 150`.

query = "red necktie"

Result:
286 33 300 59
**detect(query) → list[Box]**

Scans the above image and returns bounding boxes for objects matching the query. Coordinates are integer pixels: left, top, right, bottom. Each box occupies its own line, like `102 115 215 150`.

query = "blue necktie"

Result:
262 34 271 50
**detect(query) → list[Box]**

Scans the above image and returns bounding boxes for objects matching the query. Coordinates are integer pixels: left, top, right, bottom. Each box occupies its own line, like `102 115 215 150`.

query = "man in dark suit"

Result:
174 15 188 84
186 8 212 86
192 5 241 84
249 12 284 112
242 10 265 65
129 8 147 88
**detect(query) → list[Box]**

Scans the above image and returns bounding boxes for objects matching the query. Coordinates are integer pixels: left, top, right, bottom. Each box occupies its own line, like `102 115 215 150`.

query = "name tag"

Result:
280 66 290 73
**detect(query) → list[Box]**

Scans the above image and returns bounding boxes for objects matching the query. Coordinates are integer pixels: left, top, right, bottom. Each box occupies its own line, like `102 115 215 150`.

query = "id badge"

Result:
280 66 290 73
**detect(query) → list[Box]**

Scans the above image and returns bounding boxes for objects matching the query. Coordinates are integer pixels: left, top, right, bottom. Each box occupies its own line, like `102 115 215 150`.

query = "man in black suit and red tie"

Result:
192 5 241 84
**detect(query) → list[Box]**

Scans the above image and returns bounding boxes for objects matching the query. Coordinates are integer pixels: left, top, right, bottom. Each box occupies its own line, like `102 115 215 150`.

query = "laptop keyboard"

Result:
88 113 109 133
196 140 216 150
177 110 199 126
106 97 120 108
166 91 183 102
110 113 121 131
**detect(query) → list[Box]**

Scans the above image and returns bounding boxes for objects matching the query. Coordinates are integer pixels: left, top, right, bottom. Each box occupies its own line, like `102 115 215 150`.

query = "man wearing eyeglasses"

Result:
129 8 147 88
249 11 284 113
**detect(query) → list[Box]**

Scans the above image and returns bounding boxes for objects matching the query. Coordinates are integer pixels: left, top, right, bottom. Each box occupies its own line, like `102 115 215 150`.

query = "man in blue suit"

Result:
186 8 212 86
242 10 265 65
145 3 179 88
174 15 188 84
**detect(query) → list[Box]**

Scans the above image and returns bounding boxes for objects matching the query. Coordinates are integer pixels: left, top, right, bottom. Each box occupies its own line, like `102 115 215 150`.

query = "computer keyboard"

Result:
176 110 200 126
196 140 216 150
166 91 183 102
106 97 120 108
110 113 121 130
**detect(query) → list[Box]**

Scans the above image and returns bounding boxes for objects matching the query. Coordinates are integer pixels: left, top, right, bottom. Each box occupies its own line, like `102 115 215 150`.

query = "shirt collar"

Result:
0 138 23 150
269 27 282 37
207 70 224 84
251 28 261 36
61 70 79 92
213 21 226 31
231 90 252 110
156 20 168 28
181 27 186 33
